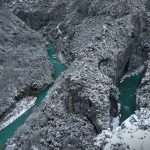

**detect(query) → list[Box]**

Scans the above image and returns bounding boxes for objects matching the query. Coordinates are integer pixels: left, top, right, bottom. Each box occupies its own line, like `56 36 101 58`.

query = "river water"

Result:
0 45 66 149
0 45 142 149
118 74 141 122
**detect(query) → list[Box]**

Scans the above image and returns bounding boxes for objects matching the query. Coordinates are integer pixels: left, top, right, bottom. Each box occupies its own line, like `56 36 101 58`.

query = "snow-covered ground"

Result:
110 116 120 131
0 97 36 131
94 108 150 150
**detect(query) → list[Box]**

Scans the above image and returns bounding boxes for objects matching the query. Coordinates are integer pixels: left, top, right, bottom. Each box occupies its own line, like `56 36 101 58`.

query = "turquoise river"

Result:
0 45 142 149
0 44 66 149
118 74 142 122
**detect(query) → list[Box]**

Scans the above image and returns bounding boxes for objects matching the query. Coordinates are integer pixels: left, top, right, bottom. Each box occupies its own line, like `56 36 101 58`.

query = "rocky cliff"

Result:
0 0 150 149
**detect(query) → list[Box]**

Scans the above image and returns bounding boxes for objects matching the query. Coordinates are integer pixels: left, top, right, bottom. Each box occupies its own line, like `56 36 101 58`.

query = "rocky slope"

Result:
0 9 53 125
4 0 149 66
1 0 150 149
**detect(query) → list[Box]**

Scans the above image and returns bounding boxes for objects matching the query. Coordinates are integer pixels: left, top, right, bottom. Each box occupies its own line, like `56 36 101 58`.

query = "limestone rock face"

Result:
0 10 53 120
2 0 150 149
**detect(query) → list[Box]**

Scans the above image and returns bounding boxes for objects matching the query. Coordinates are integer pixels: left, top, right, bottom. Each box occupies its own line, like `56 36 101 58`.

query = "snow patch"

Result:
95 108 150 150
0 97 36 131
111 116 120 131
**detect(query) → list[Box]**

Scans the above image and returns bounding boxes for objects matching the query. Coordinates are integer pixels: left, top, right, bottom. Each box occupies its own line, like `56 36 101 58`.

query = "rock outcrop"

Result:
4 0 148 66
0 9 53 122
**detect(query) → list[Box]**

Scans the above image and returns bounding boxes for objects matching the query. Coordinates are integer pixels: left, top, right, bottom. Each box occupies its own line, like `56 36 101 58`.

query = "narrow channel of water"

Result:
0 45 66 149
0 43 142 149
118 74 141 122
48 44 66 79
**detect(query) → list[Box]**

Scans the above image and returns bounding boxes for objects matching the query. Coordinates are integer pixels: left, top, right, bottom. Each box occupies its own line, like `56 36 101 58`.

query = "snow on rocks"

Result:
0 97 36 131
94 108 150 150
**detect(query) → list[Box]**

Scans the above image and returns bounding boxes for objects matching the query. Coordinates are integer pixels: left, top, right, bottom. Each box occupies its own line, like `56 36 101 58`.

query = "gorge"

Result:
0 45 66 149
0 0 150 150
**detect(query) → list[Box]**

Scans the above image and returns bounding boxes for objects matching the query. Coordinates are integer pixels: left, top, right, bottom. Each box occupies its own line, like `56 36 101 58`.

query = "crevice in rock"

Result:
65 93 99 134
113 13 150 125
122 60 130 75
15 2 67 31
65 78 100 134
0 83 51 122
116 14 146 82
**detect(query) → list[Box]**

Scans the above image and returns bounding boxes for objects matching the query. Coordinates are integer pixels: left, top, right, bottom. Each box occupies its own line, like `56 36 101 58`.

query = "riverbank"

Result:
0 97 36 131
0 45 66 149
